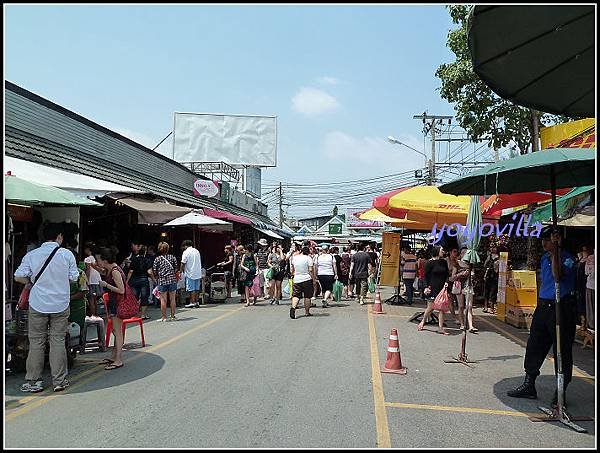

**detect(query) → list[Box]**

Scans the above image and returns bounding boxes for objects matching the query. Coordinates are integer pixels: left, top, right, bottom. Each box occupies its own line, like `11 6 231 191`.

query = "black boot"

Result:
507 374 538 399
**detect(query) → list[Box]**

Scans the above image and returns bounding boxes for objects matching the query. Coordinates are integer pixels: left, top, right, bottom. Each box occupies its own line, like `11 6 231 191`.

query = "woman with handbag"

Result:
315 244 338 308
239 244 260 306
96 246 134 370
418 246 451 335
152 242 179 322
267 245 286 305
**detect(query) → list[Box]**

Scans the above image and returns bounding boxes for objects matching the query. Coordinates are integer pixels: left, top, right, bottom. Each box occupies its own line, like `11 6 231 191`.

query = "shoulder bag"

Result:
17 246 61 311
111 266 141 320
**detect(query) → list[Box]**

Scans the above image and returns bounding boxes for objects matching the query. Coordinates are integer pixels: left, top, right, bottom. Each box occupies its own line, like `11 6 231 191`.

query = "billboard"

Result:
540 118 595 149
172 112 277 167
346 207 384 229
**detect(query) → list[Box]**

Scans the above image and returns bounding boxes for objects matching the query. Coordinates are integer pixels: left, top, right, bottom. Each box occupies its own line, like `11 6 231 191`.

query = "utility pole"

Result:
278 182 283 228
413 113 452 186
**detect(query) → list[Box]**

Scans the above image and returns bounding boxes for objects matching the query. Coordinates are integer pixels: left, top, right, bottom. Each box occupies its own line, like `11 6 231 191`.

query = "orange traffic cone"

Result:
381 328 407 375
373 289 385 314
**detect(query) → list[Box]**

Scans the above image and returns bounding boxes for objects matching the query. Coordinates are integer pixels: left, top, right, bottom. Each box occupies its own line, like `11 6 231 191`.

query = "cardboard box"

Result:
509 270 537 289
505 286 538 308
496 303 506 322
505 304 535 329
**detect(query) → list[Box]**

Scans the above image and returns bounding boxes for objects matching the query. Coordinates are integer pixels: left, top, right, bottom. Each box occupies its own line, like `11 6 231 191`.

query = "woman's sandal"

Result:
104 363 124 370
469 328 479 334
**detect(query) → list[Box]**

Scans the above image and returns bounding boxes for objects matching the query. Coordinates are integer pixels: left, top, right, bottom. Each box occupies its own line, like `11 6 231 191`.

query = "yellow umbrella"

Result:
372 185 471 225
359 208 438 231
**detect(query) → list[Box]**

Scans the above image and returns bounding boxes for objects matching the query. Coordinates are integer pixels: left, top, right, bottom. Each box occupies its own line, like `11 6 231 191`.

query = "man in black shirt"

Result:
350 244 374 305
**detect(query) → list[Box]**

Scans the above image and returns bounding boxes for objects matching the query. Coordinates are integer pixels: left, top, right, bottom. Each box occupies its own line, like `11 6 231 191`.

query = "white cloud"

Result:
291 87 340 116
321 131 425 171
317 76 339 85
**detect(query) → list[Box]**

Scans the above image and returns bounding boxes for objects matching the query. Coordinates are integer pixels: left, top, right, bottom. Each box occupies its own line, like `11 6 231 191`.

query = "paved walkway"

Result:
4 288 596 448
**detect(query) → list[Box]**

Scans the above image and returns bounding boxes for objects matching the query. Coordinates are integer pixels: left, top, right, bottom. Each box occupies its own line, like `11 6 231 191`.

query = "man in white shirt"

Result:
180 240 203 308
14 223 80 393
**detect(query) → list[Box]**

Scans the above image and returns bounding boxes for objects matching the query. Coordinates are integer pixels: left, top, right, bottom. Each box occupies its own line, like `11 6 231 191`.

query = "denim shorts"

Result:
158 283 177 293
186 278 201 292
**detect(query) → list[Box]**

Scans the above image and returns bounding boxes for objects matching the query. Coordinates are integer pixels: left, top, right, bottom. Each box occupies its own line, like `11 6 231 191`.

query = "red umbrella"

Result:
482 189 572 216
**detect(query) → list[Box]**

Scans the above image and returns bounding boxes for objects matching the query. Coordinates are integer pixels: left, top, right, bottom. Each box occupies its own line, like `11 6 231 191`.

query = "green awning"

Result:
5 174 101 206
530 186 594 224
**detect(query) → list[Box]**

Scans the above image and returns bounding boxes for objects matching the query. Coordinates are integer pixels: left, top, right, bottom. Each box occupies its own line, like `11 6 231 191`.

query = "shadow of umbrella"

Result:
493 376 595 434
4 351 166 398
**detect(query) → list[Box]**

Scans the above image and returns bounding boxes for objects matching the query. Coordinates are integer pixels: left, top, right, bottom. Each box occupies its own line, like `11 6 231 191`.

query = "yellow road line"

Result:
5 307 244 421
385 402 538 418
367 305 392 448
477 315 594 384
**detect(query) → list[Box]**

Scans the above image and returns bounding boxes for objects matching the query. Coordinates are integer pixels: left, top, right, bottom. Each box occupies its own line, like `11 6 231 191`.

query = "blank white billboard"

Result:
172 112 277 167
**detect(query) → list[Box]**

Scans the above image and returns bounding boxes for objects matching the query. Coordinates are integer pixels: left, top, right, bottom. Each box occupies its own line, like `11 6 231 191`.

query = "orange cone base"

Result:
382 367 407 375
373 308 386 314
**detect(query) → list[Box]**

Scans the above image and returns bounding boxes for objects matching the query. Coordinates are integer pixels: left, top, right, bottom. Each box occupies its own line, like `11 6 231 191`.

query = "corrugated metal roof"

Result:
4 81 278 229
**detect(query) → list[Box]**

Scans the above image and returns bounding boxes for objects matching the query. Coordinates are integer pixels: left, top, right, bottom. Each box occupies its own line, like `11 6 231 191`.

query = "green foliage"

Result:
436 5 567 155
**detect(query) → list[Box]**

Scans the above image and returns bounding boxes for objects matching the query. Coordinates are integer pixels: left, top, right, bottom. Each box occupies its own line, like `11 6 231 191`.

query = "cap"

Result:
258 238 269 246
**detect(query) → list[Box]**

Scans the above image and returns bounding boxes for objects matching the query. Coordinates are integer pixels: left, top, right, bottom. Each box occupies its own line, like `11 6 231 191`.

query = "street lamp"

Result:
387 136 432 185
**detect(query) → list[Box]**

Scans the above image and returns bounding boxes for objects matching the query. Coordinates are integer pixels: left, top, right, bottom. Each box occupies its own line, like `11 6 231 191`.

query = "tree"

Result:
436 5 566 155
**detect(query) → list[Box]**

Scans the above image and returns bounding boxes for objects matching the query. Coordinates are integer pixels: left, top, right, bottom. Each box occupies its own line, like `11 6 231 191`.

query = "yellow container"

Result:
509 270 537 289
505 304 535 329
496 303 506 322
505 287 538 308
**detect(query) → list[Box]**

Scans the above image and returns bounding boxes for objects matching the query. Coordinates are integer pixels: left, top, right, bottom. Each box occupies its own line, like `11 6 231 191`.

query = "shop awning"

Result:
107 194 192 225
5 173 101 206
202 208 253 225
529 186 594 224
256 228 284 240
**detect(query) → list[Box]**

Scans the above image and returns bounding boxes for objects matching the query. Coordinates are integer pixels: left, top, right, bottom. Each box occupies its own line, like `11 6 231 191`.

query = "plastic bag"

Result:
249 275 263 298
451 280 462 295
432 284 450 313
266 267 274 280
368 280 376 293
332 280 343 302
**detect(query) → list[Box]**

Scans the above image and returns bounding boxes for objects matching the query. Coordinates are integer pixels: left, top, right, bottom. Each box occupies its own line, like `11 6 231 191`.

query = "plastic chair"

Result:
105 317 146 348
81 317 106 353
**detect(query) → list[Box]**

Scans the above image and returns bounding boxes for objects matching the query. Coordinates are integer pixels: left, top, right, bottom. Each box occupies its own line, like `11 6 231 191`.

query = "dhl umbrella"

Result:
372 185 471 226
358 208 437 231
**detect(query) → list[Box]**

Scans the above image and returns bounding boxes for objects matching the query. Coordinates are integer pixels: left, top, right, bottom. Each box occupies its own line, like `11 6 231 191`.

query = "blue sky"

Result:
5 4 472 216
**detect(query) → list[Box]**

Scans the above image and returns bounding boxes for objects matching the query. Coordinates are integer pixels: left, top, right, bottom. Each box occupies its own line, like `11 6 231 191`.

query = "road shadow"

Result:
4 351 165 397
477 354 523 362
493 376 595 434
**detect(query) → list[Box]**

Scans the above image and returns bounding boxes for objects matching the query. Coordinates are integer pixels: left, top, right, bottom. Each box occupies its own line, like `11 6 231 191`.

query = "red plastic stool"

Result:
105 317 146 348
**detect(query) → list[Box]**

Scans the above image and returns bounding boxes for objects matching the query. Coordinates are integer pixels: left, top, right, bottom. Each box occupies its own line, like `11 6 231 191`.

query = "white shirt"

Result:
315 253 336 276
14 241 79 314
182 247 202 280
292 255 313 283
84 255 102 284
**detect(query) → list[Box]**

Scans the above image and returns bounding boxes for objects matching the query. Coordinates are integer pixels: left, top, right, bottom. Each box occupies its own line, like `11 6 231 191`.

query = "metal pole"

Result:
550 168 565 417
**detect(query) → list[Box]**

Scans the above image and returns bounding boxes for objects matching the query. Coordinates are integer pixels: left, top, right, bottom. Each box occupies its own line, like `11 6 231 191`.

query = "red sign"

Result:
193 179 220 198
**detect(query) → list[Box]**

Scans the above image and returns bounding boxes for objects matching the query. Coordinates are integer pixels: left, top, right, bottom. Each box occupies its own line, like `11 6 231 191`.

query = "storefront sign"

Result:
379 232 401 287
193 179 220 198
540 118 595 149
329 223 342 235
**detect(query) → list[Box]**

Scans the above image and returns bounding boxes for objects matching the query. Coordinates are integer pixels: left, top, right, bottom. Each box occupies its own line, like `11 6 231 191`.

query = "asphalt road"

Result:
4 289 596 448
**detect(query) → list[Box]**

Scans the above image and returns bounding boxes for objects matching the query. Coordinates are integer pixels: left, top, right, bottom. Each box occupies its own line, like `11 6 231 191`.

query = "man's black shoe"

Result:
507 374 537 399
